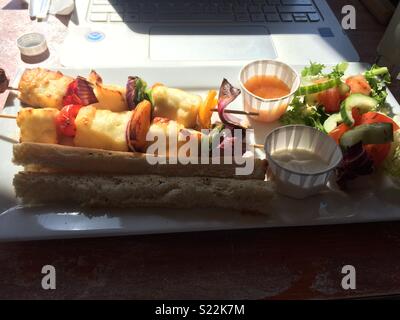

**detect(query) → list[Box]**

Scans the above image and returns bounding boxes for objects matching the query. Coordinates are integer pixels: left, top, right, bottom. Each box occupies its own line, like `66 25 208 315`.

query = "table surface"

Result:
1 0 400 300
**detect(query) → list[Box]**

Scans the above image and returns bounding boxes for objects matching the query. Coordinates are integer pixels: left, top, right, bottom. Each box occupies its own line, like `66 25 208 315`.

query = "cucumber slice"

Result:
340 94 379 126
339 122 394 149
323 113 343 133
297 78 342 96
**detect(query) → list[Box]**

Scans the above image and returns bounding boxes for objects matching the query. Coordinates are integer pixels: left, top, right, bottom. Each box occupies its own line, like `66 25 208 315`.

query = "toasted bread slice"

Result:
13 142 268 179
13 172 275 213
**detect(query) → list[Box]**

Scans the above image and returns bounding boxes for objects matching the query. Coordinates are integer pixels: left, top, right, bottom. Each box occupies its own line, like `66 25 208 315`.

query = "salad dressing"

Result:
244 75 290 99
272 149 329 174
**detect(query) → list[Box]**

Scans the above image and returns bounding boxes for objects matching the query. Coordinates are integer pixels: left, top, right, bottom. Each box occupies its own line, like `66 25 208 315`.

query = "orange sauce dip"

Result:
244 75 290 99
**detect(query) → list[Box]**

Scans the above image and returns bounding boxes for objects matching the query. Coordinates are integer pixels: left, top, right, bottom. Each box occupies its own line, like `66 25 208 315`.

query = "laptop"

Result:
60 0 360 67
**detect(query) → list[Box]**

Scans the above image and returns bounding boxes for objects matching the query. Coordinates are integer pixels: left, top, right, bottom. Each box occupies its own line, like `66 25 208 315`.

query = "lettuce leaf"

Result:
364 65 391 110
279 96 328 132
328 62 349 79
301 62 325 77
301 61 348 79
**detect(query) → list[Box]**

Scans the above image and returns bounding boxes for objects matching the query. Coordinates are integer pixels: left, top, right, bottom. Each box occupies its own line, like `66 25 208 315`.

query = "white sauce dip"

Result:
271 149 329 174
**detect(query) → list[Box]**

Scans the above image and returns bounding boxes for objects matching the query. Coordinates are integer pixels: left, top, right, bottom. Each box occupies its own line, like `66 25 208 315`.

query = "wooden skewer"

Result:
251 144 264 149
1 110 260 120
1 111 259 120
210 108 259 116
0 86 17 94
0 114 17 119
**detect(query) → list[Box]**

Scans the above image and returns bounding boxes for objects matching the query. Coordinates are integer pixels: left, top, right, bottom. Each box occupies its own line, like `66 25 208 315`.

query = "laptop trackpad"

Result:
149 26 276 61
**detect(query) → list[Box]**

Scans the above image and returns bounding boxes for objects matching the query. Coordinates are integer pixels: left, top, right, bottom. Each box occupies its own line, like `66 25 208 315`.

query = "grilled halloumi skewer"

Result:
17 68 126 111
15 101 204 155
16 68 202 128
2 67 254 131
17 105 137 152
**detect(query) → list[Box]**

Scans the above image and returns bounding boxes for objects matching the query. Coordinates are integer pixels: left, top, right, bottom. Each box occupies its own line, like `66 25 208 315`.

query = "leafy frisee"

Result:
328 62 349 79
300 61 349 80
301 62 325 77
279 96 329 132
364 64 391 111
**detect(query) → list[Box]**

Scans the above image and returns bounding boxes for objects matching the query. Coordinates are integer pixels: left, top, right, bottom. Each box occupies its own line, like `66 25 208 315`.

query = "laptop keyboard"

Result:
88 0 322 23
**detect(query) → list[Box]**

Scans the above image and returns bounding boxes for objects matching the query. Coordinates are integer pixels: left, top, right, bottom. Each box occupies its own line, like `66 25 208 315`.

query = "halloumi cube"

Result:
18 68 74 109
74 106 132 152
17 108 59 144
88 71 127 112
152 86 202 129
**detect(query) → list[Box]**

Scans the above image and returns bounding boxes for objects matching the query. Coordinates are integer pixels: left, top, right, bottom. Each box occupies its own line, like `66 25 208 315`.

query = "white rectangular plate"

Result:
1 63 400 241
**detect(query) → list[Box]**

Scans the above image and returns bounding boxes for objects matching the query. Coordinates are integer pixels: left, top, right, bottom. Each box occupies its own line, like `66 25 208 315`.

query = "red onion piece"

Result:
126 76 139 110
217 78 243 129
63 76 98 106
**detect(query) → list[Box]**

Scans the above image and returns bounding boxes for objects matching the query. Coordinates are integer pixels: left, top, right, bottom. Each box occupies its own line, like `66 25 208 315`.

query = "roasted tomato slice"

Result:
359 112 399 131
317 87 343 113
55 104 82 137
364 143 391 167
329 123 350 144
346 75 372 96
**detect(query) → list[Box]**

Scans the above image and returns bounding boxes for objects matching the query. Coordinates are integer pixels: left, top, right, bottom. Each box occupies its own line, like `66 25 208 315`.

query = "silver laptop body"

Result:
61 0 359 67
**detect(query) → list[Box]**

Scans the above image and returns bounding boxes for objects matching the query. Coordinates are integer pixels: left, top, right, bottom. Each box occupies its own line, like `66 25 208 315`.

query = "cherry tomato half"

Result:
55 104 82 137
359 112 399 131
346 75 372 96
318 87 343 113
329 123 350 145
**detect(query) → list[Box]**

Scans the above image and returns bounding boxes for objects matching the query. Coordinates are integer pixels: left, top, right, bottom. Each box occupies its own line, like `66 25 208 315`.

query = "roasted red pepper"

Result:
55 104 82 137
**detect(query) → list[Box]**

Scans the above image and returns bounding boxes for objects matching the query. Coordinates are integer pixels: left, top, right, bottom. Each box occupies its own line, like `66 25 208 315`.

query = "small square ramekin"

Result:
239 59 300 123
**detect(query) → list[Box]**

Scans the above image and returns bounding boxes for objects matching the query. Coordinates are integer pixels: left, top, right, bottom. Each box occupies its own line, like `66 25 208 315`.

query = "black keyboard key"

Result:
280 13 293 22
219 4 233 13
248 4 262 13
124 4 139 13
267 0 281 5
124 13 139 22
281 0 313 5
158 13 234 22
262 5 277 13
293 13 308 22
265 13 280 21
189 3 205 14
141 4 156 14
141 14 157 22
233 4 247 13
204 4 219 14
277 5 316 13
251 13 265 22
308 12 320 22
236 13 250 22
